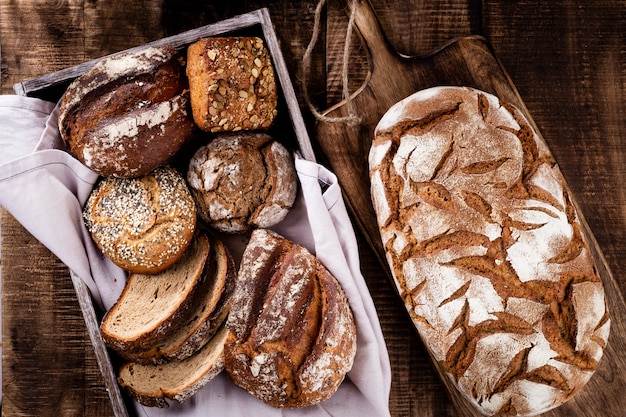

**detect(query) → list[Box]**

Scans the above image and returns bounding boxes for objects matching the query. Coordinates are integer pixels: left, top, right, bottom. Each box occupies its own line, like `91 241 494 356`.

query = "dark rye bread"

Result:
101 233 210 353
83 165 196 274
186 132 297 234
117 324 228 408
186 37 278 132
58 44 195 178
224 229 357 408
118 236 236 364
369 86 610 416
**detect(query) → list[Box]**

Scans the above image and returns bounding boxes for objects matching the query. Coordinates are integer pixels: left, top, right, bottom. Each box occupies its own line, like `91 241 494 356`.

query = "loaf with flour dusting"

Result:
58 44 195 178
369 86 610 416
224 229 357 408
186 132 297 234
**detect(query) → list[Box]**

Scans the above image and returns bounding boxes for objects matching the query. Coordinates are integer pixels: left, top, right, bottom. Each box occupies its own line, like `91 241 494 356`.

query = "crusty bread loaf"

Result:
224 229 356 408
186 37 277 132
83 165 196 274
114 235 236 364
369 86 610 416
117 324 228 408
186 132 297 234
58 44 195 178
100 233 209 353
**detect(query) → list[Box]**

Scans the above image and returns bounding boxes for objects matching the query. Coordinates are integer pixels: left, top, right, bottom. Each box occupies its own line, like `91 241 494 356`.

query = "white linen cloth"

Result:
0 95 392 417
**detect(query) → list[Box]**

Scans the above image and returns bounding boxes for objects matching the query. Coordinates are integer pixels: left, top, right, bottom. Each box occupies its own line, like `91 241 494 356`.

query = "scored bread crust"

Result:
117 324 228 408
100 233 209 353
118 236 236 364
224 229 357 408
186 132 297 234
58 44 195 178
369 86 610 416
83 165 196 274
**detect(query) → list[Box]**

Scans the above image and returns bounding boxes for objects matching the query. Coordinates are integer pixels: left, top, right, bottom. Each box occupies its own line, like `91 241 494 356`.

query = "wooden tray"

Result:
14 8 315 417
315 0 626 416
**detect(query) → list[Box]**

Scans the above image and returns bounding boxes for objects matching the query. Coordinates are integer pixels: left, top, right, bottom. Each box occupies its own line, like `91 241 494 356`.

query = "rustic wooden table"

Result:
1 1 625 416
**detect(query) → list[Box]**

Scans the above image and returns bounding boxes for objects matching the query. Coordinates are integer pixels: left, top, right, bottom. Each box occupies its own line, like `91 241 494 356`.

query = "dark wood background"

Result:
1 1 624 416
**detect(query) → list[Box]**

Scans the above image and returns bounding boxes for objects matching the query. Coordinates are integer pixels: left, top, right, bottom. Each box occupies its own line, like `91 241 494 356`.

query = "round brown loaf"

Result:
224 229 357 408
83 165 196 274
186 132 297 234
369 86 610 416
58 45 196 178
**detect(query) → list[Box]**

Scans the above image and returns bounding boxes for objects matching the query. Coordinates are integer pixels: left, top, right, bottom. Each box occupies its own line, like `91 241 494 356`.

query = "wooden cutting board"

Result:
315 0 626 416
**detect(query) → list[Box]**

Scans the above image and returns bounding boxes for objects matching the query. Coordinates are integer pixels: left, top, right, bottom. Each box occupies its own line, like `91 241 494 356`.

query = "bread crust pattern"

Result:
224 229 357 408
369 86 610 416
186 132 297 234
58 45 195 178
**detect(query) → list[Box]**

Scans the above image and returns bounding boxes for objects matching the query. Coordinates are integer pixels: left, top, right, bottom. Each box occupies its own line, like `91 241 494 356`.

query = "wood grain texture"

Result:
1 210 114 417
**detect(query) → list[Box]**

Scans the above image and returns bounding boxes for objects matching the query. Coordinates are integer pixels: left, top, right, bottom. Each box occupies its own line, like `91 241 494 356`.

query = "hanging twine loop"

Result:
301 0 361 126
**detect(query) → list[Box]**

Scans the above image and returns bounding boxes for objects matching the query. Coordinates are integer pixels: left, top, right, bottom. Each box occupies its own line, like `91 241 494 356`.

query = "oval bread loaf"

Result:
58 44 195 178
83 165 196 274
224 229 357 408
369 86 610 416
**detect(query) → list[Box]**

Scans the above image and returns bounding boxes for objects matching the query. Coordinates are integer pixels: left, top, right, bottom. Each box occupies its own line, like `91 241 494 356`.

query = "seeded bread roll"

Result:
83 165 196 274
186 37 278 132
224 229 357 408
115 236 235 364
58 45 195 178
101 233 210 354
117 324 228 408
186 132 297 234
369 86 610 416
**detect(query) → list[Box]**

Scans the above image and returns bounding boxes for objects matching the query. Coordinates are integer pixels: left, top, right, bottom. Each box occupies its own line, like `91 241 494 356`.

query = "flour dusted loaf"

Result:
369 86 610 416
58 44 195 178
83 165 196 274
117 324 229 408
186 37 278 132
224 229 357 408
187 132 297 234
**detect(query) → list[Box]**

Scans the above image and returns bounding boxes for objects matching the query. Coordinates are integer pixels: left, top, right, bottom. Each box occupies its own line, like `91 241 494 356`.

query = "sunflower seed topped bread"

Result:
58 44 195 178
224 229 357 408
101 233 211 353
114 235 236 364
186 37 278 132
369 86 610 416
117 324 229 408
83 165 196 274
186 132 297 234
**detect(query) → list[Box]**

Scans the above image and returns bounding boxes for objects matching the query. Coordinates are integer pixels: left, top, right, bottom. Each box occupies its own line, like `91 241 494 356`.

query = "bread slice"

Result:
101 233 210 353
117 324 228 408
119 236 236 364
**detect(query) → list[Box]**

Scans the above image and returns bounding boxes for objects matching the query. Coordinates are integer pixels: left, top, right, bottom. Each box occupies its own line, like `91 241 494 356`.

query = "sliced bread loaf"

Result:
117 324 228 408
101 233 210 353
119 236 236 364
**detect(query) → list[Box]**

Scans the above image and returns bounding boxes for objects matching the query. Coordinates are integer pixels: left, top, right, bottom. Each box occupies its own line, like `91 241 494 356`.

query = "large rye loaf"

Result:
369 86 610 416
